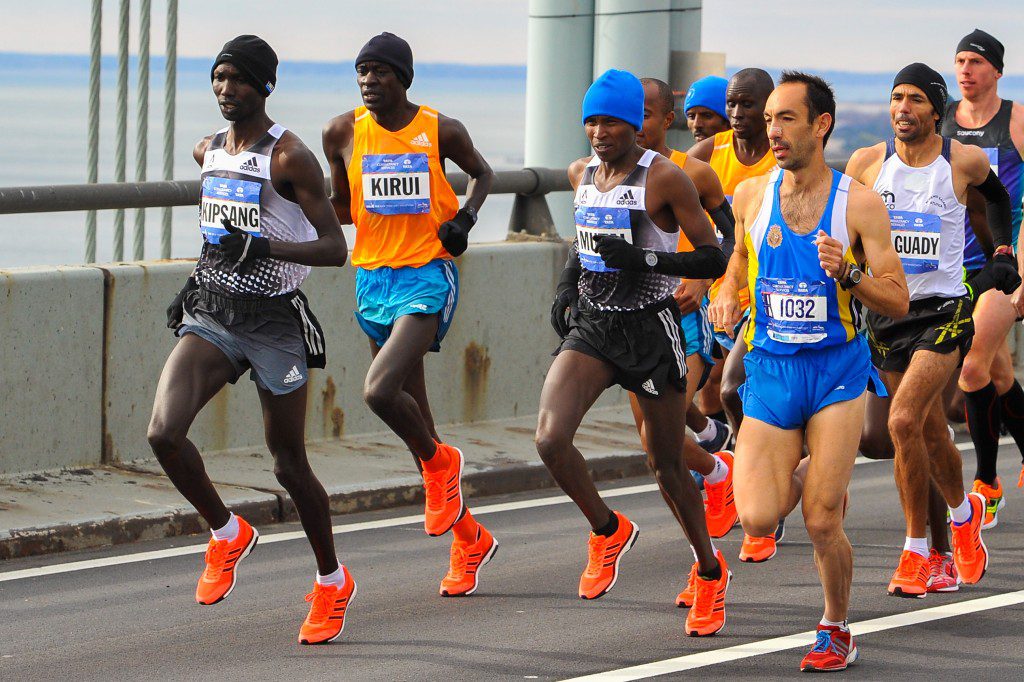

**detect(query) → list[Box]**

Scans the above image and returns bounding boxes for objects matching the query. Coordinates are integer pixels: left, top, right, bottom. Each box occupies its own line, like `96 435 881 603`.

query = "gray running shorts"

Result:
178 290 310 395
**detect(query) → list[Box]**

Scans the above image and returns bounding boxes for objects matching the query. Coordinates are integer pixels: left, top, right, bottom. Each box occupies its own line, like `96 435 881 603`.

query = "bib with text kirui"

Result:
760 278 828 343
200 177 261 244
889 211 941 274
362 153 431 215
575 206 633 272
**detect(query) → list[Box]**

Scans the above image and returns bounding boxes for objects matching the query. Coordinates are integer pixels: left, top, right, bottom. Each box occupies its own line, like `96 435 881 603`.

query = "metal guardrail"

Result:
0 167 572 238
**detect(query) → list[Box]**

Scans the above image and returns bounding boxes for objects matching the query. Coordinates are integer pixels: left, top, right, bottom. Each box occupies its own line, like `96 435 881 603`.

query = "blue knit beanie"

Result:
582 69 644 130
684 75 728 120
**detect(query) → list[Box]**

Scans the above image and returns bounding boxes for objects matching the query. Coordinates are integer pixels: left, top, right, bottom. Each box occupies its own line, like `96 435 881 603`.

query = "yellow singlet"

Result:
707 129 777 314
348 105 459 269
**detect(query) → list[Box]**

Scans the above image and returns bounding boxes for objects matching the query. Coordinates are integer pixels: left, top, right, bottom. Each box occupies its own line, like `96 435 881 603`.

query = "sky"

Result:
3 0 1024 73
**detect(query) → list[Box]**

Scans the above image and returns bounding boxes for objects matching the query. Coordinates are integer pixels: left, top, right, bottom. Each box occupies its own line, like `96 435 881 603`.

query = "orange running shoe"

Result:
195 516 258 605
685 550 730 637
299 566 357 645
950 491 989 585
422 446 464 536
440 524 499 597
926 548 961 593
703 451 737 538
739 533 777 563
675 563 697 608
578 511 639 600
887 550 929 598
972 478 1005 530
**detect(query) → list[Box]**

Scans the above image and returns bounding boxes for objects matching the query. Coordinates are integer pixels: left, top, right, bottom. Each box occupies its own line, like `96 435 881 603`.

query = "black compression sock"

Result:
594 512 619 537
708 410 727 424
698 562 723 581
965 382 1000 485
999 380 1024 453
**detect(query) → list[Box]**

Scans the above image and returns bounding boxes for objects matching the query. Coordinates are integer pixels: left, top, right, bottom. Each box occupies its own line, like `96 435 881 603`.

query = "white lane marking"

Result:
562 589 1024 681
0 483 658 583
0 435 1004 584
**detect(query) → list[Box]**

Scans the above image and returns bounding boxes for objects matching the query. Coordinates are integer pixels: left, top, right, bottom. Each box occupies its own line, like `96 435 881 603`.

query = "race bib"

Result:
362 153 431 215
575 206 632 272
200 177 261 244
890 211 941 274
760 278 828 344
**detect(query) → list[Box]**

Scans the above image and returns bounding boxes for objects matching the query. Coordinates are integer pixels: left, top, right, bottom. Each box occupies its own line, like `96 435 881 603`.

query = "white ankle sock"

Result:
211 513 239 542
703 454 729 485
316 566 346 588
949 495 972 525
695 419 717 443
820 616 848 630
903 536 928 558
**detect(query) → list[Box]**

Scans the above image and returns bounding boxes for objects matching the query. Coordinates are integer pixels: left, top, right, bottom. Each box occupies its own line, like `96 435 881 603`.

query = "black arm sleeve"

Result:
976 169 1013 249
707 200 736 259
650 244 727 279
556 241 582 296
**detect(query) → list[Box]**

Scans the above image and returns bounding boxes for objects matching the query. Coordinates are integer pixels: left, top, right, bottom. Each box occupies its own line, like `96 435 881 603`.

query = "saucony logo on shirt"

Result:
239 156 261 173
410 132 432 147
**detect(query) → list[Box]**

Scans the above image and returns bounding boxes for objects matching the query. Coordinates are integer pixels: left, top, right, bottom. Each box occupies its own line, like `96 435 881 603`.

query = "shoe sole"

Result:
887 585 926 599
926 581 961 593
580 522 639 600
800 646 859 673
441 539 500 597
426 448 465 537
197 527 259 606
300 580 358 645
739 545 777 563
685 569 731 637
958 493 990 584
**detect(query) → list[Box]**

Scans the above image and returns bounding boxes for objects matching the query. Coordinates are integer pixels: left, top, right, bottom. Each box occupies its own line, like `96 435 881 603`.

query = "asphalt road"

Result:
2 441 1023 681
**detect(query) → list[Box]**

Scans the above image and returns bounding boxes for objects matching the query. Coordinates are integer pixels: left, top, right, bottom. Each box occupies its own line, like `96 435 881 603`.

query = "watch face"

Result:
851 268 862 284
644 251 658 267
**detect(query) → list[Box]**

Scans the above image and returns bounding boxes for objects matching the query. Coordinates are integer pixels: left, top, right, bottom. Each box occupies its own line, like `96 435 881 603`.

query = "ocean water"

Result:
3 54 1024 268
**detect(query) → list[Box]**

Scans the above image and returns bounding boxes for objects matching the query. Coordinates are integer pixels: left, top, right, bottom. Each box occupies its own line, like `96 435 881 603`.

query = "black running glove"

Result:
550 262 580 338
967 253 1022 301
594 235 647 271
218 218 271 264
166 275 198 329
437 207 476 257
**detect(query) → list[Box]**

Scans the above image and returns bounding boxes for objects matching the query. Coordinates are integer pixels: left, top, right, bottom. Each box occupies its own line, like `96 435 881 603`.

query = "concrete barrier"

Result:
0 267 105 473
4 241 624 474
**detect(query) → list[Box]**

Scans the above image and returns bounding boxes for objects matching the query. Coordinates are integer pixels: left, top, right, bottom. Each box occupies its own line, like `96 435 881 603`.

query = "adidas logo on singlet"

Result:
616 189 637 206
283 365 303 384
239 156 260 173
410 132 432 148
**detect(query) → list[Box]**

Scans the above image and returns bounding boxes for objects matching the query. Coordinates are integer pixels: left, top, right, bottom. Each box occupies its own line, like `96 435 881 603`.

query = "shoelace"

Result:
304 585 332 623
202 540 229 578
690 573 717 614
894 553 926 581
584 535 608 577
811 629 837 654
447 543 469 579
705 482 724 516
423 474 445 512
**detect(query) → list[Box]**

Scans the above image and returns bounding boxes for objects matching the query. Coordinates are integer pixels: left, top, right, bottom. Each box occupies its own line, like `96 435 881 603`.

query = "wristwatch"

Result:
644 250 659 269
840 264 863 290
462 205 478 226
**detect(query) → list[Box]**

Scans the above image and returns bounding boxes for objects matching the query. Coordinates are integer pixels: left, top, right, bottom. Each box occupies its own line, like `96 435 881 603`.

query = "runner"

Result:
684 75 730 143
710 72 910 671
690 68 784 560
321 32 497 596
848 63 1017 598
634 78 741 589
541 69 730 636
942 29 1024 527
151 35 353 644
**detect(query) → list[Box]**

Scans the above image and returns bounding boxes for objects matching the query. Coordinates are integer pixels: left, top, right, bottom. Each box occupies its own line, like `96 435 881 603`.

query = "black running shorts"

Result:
557 296 687 398
866 294 973 373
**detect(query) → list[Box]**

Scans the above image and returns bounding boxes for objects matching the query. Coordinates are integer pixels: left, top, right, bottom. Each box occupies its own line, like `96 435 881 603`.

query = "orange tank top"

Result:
348 105 459 269
706 130 776 313
669 149 695 252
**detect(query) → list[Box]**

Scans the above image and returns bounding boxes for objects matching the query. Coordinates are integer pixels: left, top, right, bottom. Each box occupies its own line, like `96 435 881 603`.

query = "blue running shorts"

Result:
355 258 459 352
712 307 750 353
740 335 886 430
680 301 715 367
